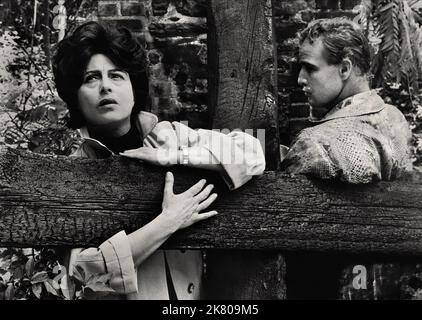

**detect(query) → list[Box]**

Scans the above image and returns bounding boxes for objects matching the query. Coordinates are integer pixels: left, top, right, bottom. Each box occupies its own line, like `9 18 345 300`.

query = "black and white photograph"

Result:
0 0 421 310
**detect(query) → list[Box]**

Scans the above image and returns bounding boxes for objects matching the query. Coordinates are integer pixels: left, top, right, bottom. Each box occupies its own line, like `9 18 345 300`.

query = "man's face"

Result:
298 38 343 118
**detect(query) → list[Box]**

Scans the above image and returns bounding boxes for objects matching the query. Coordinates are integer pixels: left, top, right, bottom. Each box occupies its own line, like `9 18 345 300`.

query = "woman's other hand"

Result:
161 172 218 230
120 147 178 166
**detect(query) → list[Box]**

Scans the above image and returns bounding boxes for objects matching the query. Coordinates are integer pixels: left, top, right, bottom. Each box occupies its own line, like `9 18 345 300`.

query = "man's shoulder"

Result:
379 102 408 122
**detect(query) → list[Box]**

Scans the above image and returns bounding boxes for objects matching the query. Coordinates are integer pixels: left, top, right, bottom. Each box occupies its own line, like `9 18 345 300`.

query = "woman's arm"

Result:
71 172 217 294
128 172 217 267
121 121 266 190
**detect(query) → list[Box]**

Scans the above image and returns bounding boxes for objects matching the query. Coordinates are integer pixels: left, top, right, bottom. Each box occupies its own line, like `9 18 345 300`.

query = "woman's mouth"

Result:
98 98 117 108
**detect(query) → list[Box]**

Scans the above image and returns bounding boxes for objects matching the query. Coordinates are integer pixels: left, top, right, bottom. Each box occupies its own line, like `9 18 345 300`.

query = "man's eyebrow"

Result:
299 60 317 68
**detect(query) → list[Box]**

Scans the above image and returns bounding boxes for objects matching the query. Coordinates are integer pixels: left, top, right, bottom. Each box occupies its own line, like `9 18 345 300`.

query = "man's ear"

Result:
339 58 353 80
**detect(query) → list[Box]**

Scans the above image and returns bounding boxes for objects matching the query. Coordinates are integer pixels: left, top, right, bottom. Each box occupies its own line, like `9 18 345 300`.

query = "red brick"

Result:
278 73 300 88
315 10 356 19
121 2 145 16
290 90 308 103
101 18 144 32
274 19 307 41
315 0 340 10
272 0 311 17
298 9 316 22
340 0 361 10
149 22 207 38
152 0 170 16
176 0 207 17
289 102 310 118
98 3 118 17
289 117 313 139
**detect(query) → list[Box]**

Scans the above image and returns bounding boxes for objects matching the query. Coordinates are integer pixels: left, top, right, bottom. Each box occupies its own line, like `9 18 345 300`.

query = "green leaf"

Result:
32 283 42 299
71 265 86 285
5 284 14 300
47 108 59 123
1 87 25 112
12 265 24 279
60 275 76 300
86 273 112 285
25 257 34 277
85 282 115 293
413 288 422 300
49 97 67 112
27 105 48 122
44 279 61 297
84 273 115 293
0 271 12 283
75 290 83 300
31 271 49 284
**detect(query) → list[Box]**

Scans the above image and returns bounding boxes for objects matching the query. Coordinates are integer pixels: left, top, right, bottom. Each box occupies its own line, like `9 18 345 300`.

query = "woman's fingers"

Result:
185 179 207 196
120 147 143 156
120 147 154 161
163 172 174 196
194 184 214 203
195 210 218 222
197 193 218 212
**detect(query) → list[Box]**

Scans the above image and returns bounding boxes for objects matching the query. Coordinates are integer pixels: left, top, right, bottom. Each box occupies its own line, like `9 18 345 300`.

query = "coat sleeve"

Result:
282 130 383 184
170 121 266 190
69 231 138 295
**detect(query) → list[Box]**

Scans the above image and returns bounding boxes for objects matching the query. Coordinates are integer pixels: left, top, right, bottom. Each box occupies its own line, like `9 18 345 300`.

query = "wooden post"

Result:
205 0 285 299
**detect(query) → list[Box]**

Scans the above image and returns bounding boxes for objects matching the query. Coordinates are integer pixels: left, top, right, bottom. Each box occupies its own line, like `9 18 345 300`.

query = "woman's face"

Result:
77 53 134 134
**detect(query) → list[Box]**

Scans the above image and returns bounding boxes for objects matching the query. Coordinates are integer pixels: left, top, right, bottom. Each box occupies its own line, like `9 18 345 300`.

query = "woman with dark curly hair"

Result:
52 21 265 300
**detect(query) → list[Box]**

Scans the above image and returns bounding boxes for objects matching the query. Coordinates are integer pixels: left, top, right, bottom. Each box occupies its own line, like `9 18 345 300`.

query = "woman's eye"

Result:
110 73 125 80
84 74 99 83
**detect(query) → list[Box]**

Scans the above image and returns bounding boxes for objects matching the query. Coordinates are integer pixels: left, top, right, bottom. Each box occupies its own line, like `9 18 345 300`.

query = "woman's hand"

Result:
160 172 218 230
120 147 178 167
126 171 218 268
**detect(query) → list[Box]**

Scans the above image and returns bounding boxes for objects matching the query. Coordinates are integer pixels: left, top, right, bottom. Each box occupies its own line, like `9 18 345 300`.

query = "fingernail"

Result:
209 184 214 189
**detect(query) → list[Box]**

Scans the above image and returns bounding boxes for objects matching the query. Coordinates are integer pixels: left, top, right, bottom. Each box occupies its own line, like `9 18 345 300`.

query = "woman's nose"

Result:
100 77 112 93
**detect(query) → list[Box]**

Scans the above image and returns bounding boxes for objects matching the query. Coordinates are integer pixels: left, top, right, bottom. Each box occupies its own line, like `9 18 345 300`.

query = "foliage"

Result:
355 0 422 166
0 248 114 300
0 0 98 154
0 1 102 301
379 85 422 167
370 0 422 90
0 26 77 154
400 270 422 300
10 0 98 45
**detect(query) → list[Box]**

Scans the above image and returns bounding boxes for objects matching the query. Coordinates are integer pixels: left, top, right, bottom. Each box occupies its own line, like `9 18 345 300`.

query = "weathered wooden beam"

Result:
208 0 280 169
207 0 283 299
1 148 422 256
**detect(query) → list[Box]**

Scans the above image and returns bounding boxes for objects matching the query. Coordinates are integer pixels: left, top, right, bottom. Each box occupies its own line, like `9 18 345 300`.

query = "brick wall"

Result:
97 0 362 139
98 0 209 128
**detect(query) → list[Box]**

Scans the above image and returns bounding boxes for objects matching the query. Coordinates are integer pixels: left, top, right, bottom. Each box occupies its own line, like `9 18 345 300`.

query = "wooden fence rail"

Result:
1 148 422 257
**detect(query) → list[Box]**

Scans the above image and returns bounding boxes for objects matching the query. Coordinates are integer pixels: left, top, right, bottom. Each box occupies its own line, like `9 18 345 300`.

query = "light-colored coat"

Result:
66 111 266 299
282 90 412 183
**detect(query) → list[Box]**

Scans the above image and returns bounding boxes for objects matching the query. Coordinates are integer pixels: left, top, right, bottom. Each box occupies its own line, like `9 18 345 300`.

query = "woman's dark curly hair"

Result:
53 21 149 129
